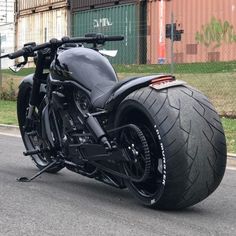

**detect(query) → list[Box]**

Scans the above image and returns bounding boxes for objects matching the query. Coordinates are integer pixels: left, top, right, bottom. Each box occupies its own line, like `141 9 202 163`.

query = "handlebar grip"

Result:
8 49 26 59
105 36 124 41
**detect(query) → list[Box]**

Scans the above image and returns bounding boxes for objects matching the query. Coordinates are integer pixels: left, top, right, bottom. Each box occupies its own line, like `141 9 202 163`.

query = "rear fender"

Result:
105 74 185 111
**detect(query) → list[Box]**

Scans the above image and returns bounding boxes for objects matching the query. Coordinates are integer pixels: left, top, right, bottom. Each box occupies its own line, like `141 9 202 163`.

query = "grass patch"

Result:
0 100 17 125
114 61 236 74
118 72 236 118
2 67 35 77
175 73 236 118
2 61 236 77
222 118 236 154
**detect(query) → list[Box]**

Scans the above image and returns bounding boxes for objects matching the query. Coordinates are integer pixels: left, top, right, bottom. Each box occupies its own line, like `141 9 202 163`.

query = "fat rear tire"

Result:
17 82 64 173
115 85 227 209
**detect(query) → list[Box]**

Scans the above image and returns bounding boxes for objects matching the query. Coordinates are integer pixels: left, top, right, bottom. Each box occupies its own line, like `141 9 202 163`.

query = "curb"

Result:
228 153 236 158
227 155 236 168
0 124 236 167
0 124 20 135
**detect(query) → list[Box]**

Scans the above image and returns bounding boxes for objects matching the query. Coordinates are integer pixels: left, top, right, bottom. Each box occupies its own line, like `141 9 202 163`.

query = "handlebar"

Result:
0 34 124 60
8 49 29 59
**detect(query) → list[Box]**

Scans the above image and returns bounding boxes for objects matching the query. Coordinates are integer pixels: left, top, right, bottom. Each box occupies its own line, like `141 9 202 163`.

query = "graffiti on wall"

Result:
195 17 236 49
93 18 113 28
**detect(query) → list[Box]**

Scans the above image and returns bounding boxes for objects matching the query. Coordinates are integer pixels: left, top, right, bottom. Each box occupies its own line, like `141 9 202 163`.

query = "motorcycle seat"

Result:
90 76 139 109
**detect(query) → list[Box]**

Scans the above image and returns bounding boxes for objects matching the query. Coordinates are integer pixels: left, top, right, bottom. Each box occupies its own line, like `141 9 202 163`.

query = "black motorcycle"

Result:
1 34 227 210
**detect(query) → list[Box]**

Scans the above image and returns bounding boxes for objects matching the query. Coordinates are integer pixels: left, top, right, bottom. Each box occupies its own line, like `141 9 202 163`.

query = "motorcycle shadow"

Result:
17 167 133 201
3 165 217 215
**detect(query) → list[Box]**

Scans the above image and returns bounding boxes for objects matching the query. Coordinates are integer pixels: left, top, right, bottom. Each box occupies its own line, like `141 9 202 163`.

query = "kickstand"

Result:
17 160 58 182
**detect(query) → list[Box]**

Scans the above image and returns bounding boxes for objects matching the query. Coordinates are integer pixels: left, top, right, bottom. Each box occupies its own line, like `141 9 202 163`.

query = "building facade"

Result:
0 0 15 68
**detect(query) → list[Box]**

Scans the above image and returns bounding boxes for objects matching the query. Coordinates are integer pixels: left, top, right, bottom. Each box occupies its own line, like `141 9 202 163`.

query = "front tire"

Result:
17 82 64 173
115 85 227 209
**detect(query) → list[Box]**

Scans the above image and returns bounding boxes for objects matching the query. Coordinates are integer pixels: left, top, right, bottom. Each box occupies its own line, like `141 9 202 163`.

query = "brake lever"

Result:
9 55 28 73
9 64 24 73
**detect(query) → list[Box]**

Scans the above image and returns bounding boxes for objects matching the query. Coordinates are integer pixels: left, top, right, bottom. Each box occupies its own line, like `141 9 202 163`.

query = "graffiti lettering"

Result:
93 18 113 28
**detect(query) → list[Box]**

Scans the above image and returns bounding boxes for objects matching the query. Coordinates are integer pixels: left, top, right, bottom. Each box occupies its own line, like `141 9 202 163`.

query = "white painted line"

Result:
0 132 21 138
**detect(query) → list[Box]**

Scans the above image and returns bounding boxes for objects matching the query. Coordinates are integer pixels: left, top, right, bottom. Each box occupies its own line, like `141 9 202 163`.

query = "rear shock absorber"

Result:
85 114 111 151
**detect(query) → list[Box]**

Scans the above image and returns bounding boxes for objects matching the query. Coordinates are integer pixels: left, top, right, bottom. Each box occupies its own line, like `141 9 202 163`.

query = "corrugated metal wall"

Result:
147 0 236 64
71 0 144 11
16 8 68 48
16 0 236 64
167 0 236 63
17 0 68 14
72 3 146 64
147 0 160 64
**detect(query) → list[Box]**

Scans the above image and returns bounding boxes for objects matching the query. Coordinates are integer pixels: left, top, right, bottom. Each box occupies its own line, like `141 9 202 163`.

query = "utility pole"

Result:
170 12 175 74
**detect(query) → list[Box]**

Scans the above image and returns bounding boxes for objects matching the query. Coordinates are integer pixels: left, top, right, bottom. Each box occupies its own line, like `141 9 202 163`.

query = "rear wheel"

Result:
115 85 227 209
17 82 64 173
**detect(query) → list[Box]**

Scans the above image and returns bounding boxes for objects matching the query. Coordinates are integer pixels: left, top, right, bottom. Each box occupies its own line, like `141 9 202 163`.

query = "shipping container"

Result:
71 0 144 11
147 0 236 64
16 7 69 66
146 0 163 64
72 3 146 64
16 0 69 14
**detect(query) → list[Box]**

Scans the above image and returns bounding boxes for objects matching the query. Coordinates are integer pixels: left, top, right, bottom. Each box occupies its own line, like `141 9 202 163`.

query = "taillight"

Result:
150 76 175 85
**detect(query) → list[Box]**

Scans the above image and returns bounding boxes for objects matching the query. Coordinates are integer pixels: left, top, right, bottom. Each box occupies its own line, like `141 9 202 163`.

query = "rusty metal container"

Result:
147 0 236 64
147 0 163 64
71 0 144 11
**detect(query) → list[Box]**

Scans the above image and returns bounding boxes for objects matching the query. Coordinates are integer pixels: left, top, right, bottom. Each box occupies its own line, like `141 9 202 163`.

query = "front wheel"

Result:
17 82 64 173
115 85 227 209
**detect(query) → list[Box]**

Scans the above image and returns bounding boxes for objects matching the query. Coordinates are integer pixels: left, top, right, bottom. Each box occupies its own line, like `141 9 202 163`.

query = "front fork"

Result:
25 51 45 130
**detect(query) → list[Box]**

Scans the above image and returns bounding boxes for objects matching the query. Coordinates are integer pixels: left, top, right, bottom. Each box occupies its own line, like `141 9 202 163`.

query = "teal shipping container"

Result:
72 3 146 64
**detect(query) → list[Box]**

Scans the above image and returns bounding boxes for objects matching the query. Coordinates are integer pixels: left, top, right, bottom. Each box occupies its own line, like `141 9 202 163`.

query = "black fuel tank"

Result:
50 47 118 91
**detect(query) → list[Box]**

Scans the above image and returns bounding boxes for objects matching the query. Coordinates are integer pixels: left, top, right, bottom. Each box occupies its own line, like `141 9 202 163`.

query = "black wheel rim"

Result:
118 112 165 199
120 125 150 183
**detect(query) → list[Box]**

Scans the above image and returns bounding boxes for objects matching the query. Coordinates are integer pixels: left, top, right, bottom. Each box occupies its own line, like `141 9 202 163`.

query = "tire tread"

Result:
121 85 226 209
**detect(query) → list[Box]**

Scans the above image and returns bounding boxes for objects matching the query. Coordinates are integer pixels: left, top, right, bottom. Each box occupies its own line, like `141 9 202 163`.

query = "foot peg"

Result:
23 148 48 156
17 160 58 182
26 131 38 136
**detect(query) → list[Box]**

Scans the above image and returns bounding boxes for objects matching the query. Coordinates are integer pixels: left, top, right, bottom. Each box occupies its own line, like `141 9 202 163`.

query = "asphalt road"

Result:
0 134 236 236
